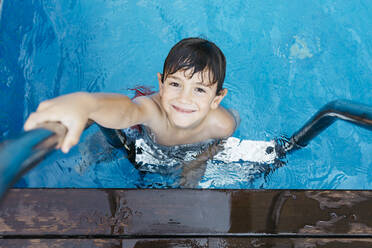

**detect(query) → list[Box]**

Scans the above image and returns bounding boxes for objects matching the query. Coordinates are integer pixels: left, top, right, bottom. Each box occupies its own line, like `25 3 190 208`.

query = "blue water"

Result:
1 0 372 189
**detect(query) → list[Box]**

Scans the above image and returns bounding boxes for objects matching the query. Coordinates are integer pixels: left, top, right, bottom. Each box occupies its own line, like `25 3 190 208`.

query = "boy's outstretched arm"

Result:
24 92 153 153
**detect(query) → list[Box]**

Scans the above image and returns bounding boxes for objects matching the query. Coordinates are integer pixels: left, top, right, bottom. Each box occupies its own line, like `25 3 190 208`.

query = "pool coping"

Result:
1 188 372 247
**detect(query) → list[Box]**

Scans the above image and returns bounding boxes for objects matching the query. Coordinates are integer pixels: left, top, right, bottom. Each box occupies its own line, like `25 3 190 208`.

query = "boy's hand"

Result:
24 93 93 153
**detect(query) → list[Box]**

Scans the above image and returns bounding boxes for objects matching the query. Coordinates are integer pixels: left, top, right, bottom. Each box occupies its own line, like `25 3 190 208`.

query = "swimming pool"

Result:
1 0 372 189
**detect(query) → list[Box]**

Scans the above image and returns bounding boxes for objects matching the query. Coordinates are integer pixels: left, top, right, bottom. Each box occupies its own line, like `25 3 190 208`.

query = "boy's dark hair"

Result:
162 37 226 94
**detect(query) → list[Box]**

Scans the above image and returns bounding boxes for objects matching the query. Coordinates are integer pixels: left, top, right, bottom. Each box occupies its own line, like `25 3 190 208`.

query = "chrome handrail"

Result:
279 100 372 155
0 122 67 198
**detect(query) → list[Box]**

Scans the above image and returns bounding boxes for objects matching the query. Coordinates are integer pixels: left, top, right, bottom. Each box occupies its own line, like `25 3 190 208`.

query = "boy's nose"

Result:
179 89 193 103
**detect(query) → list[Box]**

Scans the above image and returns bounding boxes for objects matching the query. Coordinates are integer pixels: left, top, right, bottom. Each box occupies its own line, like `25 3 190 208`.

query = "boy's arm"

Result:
88 93 153 128
24 92 156 153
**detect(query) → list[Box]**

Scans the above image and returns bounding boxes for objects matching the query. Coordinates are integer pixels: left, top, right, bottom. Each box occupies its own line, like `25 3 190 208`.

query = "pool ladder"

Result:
0 99 371 198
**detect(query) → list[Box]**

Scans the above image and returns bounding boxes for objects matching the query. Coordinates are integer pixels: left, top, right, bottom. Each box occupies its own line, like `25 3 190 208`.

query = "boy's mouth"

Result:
172 105 196 113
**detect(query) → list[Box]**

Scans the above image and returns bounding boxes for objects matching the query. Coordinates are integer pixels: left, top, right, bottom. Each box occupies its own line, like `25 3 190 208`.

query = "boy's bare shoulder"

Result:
132 94 158 107
206 107 237 139
132 93 164 124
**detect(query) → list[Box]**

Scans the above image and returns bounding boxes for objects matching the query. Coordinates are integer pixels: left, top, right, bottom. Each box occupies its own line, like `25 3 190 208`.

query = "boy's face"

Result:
158 69 227 129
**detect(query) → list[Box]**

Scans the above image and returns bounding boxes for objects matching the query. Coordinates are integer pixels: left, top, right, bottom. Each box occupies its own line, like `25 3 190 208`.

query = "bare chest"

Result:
149 127 210 146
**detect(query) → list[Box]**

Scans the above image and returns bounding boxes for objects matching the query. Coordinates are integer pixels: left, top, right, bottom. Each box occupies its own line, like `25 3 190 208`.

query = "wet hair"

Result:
162 37 226 94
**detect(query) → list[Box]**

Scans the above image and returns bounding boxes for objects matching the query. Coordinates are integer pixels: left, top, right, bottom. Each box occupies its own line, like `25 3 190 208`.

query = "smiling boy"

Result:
24 37 237 153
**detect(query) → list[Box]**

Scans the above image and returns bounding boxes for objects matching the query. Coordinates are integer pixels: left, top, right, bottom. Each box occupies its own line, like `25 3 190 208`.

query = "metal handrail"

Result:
279 100 372 154
0 118 129 201
0 122 67 198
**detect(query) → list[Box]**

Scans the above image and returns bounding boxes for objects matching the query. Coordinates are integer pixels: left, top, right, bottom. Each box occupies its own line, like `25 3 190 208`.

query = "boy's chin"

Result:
171 119 199 129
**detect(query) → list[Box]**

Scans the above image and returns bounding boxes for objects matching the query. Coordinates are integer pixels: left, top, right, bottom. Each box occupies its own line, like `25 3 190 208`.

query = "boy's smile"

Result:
158 69 226 129
171 104 196 113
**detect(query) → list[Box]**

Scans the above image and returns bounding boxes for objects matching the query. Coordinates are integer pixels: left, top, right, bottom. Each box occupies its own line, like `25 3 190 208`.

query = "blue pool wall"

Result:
1 1 372 189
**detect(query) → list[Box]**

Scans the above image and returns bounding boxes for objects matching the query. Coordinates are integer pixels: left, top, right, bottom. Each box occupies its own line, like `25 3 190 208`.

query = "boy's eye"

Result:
169 82 180 87
195 87 206 93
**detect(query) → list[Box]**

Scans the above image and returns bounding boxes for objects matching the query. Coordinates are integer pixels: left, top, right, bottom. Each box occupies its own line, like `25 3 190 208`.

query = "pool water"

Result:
1 0 372 189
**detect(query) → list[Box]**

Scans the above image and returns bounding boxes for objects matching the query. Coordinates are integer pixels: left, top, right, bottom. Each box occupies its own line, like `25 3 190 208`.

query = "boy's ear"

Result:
211 88 228 109
157 72 163 95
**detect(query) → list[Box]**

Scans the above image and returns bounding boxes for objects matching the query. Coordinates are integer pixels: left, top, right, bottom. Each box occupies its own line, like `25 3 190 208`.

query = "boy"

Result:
24 37 237 154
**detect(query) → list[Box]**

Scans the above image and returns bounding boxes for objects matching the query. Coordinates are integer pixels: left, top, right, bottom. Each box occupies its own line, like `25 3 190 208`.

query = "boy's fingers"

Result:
24 120 32 131
24 112 41 130
24 112 55 130
61 124 85 153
